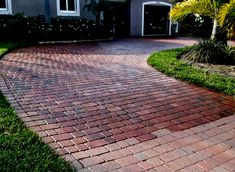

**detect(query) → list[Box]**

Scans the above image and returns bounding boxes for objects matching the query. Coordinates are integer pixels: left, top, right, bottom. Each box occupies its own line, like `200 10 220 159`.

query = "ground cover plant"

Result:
0 43 74 172
148 47 235 95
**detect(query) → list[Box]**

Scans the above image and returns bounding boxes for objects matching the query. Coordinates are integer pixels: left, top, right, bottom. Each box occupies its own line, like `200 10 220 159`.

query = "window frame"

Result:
0 0 12 15
57 0 80 17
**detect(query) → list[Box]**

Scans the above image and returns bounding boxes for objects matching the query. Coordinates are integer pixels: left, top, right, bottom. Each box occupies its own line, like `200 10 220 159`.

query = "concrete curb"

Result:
38 37 114 44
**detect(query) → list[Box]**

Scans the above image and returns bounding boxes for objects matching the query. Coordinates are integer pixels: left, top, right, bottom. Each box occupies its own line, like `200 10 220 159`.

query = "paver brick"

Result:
101 151 124 161
120 164 144 172
119 148 133 157
85 139 106 149
102 161 121 171
127 144 144 154
52 133 74 141
64 146 79 153
72 151 90 160
116 155 140 167
138 161 154 170
221 159 235 171
147 157 164 167
180 165 205 172
155 166 172 172
58 140 74 147
89 164 108 172
164 162 182 171
86 147 109 156
125 138 140 145
80 156 105 167
143 149 159 158
40 123 61 130
72 137 87 144
105 143 121 151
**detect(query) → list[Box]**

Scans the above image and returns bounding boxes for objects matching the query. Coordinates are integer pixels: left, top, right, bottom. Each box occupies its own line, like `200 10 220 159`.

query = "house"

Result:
0 0 176 37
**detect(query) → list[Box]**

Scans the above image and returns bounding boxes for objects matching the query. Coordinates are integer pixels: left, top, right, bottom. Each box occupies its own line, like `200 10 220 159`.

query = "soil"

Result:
182 60 235 78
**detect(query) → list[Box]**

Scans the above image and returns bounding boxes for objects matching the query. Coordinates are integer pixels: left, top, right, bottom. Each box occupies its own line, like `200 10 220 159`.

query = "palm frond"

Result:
170 0 219 21
218 0 235 38
218 0 235 26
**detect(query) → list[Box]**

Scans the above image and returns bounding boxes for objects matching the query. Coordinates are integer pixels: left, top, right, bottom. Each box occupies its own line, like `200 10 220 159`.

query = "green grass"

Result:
148 47 235 95
0 43 74 171
0 42 17 55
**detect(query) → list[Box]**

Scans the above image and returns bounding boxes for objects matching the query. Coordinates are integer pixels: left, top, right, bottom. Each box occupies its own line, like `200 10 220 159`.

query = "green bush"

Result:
0 13 112 42
0 14 48 41
49 18 97 40
180 40 235 65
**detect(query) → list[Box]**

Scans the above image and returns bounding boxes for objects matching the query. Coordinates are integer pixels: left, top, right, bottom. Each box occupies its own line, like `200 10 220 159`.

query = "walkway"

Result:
0 38 234 171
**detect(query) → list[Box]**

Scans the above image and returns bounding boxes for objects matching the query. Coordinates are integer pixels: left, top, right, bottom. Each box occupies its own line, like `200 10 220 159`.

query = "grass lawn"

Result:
148 47 235 95
0 43 74 171
0 42 17 55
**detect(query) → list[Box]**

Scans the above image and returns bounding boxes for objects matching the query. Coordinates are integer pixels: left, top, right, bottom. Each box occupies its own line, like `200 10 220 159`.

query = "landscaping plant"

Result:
170 0 234 40
170 0 235 64
218 0 235 39
181 40 235 64
0 13 111 42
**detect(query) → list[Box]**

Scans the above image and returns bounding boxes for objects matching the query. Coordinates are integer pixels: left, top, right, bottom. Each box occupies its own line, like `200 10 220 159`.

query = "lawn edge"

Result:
147 47 235 96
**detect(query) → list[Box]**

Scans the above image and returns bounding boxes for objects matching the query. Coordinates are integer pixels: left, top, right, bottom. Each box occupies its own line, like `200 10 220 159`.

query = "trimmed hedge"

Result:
0 14 112 42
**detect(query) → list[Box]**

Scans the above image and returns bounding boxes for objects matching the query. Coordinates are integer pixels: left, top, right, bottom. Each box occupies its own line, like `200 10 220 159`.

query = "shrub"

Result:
49 18 97 40
0 13 112 42
0 14 49 41
180 40 235 65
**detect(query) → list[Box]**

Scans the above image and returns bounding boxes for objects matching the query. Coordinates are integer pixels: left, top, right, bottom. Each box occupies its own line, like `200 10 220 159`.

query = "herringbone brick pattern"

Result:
0 38 234 171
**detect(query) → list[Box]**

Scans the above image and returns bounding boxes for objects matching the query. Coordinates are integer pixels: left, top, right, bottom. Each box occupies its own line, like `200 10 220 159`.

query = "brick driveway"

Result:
0 38 235 171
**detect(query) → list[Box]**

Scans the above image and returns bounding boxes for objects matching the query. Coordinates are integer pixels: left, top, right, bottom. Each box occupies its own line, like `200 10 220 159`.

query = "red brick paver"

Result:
0 38 234 171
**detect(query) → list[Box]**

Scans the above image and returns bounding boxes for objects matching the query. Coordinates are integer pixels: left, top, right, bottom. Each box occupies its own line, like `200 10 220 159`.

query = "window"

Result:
57 0 80 16
0 0 12 15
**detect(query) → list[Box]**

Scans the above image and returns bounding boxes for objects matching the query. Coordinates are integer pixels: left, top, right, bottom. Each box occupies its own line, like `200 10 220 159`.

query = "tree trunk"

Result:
211 18 217 40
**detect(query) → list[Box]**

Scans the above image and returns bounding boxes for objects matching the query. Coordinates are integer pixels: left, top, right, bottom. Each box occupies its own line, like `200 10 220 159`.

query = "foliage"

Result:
170 0 218 21
148 47 235 95
170 0 234 40
218 0 235 38
0 42 16 55
178 14 212 37
0 13 111 42
180 40 235 64
0 14 48 41
49 18 97 40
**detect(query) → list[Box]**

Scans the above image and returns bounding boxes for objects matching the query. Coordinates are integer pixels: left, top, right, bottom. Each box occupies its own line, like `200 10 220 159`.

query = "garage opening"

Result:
142 1 172 36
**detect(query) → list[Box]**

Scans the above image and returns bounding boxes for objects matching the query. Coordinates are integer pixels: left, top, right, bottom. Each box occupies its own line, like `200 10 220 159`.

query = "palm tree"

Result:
170 0 230 40
218 0 235 38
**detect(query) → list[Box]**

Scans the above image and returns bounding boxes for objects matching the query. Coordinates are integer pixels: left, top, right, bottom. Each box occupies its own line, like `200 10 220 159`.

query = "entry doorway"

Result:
142 1 172 36
112 1 131 38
